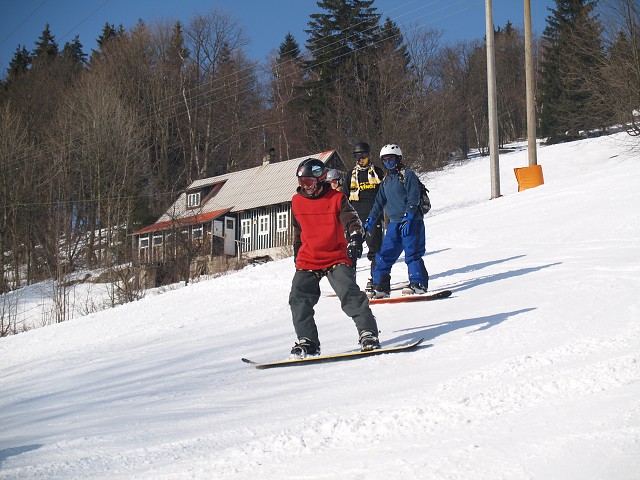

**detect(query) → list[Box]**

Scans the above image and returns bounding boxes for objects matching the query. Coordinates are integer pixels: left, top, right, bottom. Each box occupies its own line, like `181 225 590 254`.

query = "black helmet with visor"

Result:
352 141 371 162
296 158 328 189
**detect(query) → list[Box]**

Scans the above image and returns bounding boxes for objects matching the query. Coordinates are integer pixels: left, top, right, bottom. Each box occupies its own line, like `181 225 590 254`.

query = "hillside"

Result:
1 133 639 479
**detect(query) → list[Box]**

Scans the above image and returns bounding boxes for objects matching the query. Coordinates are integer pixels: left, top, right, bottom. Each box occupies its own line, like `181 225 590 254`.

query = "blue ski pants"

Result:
372 217 429 287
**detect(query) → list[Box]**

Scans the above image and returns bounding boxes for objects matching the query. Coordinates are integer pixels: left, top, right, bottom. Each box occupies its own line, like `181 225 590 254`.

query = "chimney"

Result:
263 147 276 165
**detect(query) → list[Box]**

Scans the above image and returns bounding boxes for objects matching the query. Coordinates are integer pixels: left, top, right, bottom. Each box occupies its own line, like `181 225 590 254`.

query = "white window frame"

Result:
187 192 201 208
258 215 270 236
241 219 251 239
139 237 149 248
153 234 163 246
192 225 203 239
276 212 288 232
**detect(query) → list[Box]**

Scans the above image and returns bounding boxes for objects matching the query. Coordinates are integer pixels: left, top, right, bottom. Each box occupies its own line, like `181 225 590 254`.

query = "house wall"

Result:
237 203 293 255
135 224 213 266
133 202 294 267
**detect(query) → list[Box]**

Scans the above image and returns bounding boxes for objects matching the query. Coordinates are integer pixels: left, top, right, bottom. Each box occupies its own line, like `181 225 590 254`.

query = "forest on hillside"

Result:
0 0 638 304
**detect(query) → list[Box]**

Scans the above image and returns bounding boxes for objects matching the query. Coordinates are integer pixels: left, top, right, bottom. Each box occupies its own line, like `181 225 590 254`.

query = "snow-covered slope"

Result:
1 133 639 479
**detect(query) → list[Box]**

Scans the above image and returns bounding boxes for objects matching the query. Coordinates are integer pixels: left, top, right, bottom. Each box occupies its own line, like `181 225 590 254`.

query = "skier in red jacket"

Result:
289 158 380 358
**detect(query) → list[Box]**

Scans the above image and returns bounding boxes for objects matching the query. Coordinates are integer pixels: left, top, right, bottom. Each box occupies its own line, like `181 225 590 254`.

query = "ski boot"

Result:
290 338 320 359
402 283 428 296
359 330 381 352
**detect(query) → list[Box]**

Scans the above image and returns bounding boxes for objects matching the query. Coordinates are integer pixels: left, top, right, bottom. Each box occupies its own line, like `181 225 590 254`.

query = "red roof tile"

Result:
133 208 231 235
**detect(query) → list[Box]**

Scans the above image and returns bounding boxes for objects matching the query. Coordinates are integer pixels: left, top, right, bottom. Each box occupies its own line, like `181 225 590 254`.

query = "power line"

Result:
58 0 113 45
0 0 49 48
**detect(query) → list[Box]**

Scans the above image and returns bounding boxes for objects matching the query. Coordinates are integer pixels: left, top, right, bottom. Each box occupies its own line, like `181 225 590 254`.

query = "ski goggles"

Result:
298 177 319 188
353 151 369 160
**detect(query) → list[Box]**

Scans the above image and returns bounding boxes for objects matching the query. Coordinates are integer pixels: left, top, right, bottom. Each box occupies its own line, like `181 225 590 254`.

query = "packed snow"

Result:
1 132 639 479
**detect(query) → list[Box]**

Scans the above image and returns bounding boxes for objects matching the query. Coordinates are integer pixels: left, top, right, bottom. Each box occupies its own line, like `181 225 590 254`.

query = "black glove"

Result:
346 233 363 264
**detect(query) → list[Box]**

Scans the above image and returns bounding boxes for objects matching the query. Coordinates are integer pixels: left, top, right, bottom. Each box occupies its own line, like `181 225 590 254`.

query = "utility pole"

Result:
524 0 538 166
486 0 501 199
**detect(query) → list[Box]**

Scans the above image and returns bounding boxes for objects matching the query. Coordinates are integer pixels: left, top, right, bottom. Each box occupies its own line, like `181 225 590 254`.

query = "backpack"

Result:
417 179 431 214
398 169 431 215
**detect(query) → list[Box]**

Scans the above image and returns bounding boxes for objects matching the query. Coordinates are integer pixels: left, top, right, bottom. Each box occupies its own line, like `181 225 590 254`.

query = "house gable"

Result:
133 149 345 265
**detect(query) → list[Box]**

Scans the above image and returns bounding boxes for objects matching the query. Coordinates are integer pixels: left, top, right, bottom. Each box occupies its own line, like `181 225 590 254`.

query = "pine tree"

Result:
91 22 125 63
268 33 307 159
97 22 123 49
539 0 607 143
61 35 87 66
168 21 189 68
303 0 382 149
278 32 300 60
379 16 408 61
32 24 59 65
6 45 32 80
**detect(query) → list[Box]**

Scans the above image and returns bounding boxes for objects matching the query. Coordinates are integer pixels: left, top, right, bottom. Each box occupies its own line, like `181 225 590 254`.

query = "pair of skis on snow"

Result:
242 288 452 369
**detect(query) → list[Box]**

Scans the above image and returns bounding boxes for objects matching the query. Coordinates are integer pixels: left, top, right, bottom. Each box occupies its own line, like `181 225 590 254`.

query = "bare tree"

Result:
494 23 527 144
600 0 640 135
0 103 34 293
182 9 258 179
265 38 309 160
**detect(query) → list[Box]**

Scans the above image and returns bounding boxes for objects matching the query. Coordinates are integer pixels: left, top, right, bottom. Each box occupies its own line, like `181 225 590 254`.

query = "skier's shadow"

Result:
389 308 535 344
430 255 526 280
0 444 43 468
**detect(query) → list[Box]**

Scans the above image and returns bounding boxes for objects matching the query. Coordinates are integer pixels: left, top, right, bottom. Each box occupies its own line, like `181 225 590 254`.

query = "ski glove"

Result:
400 212 414 237
362 217 374 237
346 233 363 264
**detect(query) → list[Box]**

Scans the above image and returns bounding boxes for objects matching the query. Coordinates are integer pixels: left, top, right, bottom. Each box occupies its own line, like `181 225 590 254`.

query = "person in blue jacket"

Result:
363 144 429 298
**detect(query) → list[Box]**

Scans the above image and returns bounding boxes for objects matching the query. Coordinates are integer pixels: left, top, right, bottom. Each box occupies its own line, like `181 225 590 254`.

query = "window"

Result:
192 226 203 239
153 234 163 246
276 212 288 232
213 220 223 237
187 192 201 208
139 237 149 248
241 219 251 238
258 215 269 236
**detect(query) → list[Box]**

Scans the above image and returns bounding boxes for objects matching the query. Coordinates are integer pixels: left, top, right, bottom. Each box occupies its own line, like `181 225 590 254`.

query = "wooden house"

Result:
132 150 345 282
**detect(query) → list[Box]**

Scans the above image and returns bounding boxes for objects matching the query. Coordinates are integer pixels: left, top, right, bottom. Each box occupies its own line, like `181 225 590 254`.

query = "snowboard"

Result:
324 282 409 298
242 338 428 370
369 289 452 305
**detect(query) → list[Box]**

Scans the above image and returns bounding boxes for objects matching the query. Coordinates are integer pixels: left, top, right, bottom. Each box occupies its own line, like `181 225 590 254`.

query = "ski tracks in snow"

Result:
137 325 640 479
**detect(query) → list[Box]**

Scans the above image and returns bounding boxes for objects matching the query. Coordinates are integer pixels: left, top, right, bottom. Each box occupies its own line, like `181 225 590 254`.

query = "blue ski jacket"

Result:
368 168 422 223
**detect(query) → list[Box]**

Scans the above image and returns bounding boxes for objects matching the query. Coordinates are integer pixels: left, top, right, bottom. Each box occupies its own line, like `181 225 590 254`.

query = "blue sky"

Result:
0 0 555 75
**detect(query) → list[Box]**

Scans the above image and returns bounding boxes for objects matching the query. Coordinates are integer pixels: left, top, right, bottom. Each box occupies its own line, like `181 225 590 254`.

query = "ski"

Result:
242 338 428 370
369 289 452 305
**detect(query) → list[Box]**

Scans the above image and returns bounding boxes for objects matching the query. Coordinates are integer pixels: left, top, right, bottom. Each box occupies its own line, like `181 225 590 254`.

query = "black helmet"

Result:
352 142 371 155
296 158 327 183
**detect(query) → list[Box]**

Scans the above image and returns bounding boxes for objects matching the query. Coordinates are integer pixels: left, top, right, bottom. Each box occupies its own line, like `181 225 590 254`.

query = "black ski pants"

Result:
289 263 378 348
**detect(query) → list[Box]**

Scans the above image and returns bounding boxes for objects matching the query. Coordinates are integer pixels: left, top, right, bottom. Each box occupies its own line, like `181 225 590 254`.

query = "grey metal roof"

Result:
156 150 343 222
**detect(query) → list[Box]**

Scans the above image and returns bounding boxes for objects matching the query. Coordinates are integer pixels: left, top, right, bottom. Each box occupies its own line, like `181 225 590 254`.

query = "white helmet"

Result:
326 168 340 182
380 144 402 160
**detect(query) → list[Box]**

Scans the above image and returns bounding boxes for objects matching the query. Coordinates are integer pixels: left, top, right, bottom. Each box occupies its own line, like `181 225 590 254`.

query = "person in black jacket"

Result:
347 142 385 292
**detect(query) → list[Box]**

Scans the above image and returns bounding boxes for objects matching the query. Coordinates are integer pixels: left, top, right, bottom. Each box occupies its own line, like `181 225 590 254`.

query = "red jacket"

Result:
292 184 362 270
